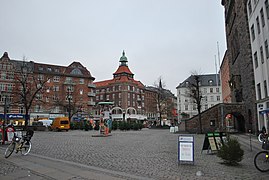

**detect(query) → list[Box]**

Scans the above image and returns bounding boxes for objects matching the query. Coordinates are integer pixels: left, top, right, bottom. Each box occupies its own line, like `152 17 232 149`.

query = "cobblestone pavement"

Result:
2 129 269 179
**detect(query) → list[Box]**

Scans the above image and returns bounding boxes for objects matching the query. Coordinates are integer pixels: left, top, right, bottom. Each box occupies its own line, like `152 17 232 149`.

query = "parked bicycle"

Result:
258 127 267 143
4 129 34 158
254 134 269 172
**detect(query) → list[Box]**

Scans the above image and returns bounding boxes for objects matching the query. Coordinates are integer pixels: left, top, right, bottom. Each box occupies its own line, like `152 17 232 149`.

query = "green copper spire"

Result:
119 50 128 66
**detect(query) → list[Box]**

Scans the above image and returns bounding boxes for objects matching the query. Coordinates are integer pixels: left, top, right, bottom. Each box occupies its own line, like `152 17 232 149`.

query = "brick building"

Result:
93 51 147 121
222 0 257 133
220 50 232 103
0 52 95 125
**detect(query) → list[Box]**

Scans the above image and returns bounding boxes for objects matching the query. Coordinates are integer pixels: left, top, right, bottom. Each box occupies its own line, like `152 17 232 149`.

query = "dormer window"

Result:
71 68 82 75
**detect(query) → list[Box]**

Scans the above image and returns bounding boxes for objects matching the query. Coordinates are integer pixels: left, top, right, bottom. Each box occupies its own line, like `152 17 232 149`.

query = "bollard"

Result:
249 129 252 152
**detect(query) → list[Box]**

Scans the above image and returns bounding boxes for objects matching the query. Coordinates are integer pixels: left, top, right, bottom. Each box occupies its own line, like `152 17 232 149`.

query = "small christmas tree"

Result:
217 137 244 166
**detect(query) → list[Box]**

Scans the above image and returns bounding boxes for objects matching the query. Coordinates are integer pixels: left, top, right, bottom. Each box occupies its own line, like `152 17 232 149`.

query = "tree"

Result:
152 77 175 126
186 73 203 133
53 86 88 121
12 60 50 127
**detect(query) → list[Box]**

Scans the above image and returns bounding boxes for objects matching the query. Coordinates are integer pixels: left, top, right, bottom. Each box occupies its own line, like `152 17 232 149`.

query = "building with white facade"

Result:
247 0 269 132
176 74 222 120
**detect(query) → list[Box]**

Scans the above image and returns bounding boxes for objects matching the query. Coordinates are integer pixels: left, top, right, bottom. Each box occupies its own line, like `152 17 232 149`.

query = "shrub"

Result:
217 137 244 166
112 121 118 130
94 121 100 130
132 123 139 130
84 122 89 131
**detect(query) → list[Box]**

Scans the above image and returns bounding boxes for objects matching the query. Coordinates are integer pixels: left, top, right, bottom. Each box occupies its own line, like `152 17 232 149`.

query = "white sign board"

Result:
178 135 194 164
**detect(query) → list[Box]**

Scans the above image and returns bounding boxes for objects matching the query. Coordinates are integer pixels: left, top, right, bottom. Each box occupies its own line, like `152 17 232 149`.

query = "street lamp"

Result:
67 88 72 122
1 92 8 144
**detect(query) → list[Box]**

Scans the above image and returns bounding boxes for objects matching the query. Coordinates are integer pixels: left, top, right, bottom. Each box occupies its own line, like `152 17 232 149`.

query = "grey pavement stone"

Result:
1 129 269 179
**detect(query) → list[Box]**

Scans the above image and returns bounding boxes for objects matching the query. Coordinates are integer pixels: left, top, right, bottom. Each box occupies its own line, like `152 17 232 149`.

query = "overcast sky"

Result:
0 0 226 94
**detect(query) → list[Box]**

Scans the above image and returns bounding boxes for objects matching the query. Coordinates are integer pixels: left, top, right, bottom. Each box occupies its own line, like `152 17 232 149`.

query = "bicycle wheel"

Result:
4 142 15 158
258 134 265 143
20 141 31 156
254 151 269 172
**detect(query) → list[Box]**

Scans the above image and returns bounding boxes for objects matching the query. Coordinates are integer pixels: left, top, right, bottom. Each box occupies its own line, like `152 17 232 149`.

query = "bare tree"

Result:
186 72 203 133
152 77 175 126
53 86 88 121
12 60 50 127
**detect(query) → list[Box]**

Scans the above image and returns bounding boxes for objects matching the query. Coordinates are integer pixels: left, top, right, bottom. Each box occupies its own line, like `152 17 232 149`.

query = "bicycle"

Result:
4 129 34 158
254 136 269 172
258 132 268 143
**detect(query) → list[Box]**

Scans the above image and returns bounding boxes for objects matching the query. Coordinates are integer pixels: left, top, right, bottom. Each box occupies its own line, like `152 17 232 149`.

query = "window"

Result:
52 95 59 101
264 80 268 98
47 67 52 71
38 74 44 80
112 94 115 99
185 105 188 111
251 24 255 41
66 77 73 83
256 16 261 34
205 104 208 110
128 101 130 106
210 120 215 126
100 95 103 100
216 87 220 93
248 0 252 15
217 96 220 101
210 96 214 101
261 8 265 27
53 86 59 92
265 40 269 59
38 66 43 71
106 95 109 100
96 95 99 101
46 97 49 102
53 76 60 82
260 46 265 64
257 83 262 100
80 89 83 95
193 104 197 110
210 88 213 93
36 94 43 100
266 0 269 19
204 96 208 101
254 52 258 68
203 88 207 94
119 93 121 98
79 79 84 84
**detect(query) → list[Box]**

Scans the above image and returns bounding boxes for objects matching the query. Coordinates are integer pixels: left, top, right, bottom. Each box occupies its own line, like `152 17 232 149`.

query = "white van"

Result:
38 119 53 127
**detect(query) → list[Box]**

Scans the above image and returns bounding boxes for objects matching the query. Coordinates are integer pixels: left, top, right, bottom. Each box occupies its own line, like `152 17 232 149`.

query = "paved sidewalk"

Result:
1 130 269 179
0 148 153 180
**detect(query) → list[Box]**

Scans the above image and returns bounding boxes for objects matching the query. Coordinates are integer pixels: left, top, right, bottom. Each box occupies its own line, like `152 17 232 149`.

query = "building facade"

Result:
247 0 269 132
220 51 232 103
176 74 222 120
222 0 257 133
94 51 147 121
0 52 95 125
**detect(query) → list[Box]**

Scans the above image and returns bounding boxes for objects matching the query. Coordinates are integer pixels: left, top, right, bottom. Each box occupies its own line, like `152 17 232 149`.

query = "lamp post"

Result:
1 92 8 144
67 88 71 122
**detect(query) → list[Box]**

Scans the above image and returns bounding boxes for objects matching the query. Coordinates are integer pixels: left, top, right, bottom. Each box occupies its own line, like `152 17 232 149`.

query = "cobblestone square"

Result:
19 129 269 179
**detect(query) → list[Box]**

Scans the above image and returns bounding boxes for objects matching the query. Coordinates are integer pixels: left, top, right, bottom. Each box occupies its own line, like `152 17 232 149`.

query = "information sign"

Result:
178 135 194 164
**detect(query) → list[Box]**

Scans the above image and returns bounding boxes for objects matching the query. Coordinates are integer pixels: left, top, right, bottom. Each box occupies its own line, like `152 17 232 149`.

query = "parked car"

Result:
38 119 53 127
50 117 70 131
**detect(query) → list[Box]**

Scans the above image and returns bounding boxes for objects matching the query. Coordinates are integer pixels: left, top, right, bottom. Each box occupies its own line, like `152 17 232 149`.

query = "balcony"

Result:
88 83 96 88
64 81 76 85
88 101 95 106
87 92 96 97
